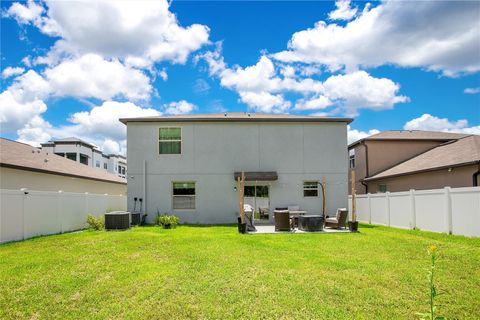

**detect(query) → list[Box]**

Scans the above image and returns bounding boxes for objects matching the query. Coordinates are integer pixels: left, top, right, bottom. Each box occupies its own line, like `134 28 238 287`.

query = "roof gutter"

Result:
365 161 480 182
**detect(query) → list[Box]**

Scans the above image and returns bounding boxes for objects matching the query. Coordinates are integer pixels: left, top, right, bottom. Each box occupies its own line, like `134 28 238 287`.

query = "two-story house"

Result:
348 130 479 193
120 112 352 224
41 137 127 178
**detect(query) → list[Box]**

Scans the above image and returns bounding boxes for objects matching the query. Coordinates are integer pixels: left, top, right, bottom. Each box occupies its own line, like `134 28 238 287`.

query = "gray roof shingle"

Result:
365 135 480 181
0 138 127 185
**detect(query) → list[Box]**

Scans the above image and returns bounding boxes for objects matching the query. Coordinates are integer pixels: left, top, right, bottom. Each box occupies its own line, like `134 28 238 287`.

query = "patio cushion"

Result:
325 217 338 223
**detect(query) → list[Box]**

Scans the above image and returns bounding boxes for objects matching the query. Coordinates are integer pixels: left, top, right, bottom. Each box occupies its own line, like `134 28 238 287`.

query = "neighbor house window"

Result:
378 184 387 193
79 154 88 165
349 149 355 169
159 128 181 154
172 182 195 209
104 163 108 170
95 160 100 168
66 153 77 161
303 181 319 197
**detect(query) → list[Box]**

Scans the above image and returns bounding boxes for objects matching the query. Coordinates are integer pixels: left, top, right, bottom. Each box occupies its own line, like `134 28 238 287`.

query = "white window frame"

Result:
172 181 196 210
158 127 182 155
303 180 319 198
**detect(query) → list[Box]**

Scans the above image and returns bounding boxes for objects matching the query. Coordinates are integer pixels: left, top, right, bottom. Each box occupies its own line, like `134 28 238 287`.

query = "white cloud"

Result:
16 101 161 154
7 0 210 66
464 87 480 94
6 0 44 25
329 0 357 21
238 92 291 113
321 71 409 115
163 100 197 115
193 79 210 94
199 45 407 114
2 66 25 79
44 54 151 100
0 70 51 132
0 90 47 133
347 126 380 144
295 95 332 110
274 1 480 76
403 114 480 134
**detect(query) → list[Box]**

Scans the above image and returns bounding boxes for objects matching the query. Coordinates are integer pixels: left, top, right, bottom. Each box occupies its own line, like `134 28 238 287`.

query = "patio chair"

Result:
274 208 290 231
259 207 270 220
325 208 348 229
243 204 256 232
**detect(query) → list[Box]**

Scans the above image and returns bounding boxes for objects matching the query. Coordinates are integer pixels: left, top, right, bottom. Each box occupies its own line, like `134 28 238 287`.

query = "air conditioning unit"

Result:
105 211 130 230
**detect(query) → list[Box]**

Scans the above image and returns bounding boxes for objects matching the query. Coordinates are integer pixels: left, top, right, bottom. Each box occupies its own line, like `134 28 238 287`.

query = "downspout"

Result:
143 160 147 215
360 141 369 194
473 161 480 187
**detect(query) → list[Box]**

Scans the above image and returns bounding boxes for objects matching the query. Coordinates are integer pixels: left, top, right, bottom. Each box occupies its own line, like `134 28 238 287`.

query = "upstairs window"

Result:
79 154 88 165
303 181 319 197
172 182 195 209
104 163 108 170
159 128 181 154
349 149 355 169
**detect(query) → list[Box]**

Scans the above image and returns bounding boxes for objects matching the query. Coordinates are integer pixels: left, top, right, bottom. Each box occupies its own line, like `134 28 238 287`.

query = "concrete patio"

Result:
249 225 351 234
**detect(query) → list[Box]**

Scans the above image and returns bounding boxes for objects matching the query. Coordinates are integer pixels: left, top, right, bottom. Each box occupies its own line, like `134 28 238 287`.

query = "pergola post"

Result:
237 172 245 223
351 170 356 222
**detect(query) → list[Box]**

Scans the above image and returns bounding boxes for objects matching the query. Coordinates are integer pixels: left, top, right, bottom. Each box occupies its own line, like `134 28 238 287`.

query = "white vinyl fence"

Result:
348 186 480 237
0 189 127 243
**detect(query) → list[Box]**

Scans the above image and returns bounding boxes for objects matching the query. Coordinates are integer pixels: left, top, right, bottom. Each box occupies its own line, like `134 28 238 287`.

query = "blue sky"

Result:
1 0 479 154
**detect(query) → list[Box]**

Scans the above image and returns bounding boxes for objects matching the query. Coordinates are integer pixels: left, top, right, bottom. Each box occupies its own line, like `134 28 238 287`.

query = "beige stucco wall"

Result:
366 164 478 193
0 167 126 194
350 139 445 194
366 140 443 175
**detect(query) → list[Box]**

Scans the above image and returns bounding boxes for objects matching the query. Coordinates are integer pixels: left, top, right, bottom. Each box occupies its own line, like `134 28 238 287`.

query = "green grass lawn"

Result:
1 225 479 319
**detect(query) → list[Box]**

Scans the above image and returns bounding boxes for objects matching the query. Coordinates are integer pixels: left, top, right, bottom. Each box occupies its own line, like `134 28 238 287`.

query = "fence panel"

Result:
370 195 388 225
450 187 480 237
24 191 61 239
349 186 480 237
388 192 411 229
0 189 126 243
414 190 446 233
61 192 89 233
0 190 24 243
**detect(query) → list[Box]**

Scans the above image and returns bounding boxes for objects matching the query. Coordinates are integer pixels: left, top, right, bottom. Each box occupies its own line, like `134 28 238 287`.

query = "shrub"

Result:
155 212 180 229
86 214 104 231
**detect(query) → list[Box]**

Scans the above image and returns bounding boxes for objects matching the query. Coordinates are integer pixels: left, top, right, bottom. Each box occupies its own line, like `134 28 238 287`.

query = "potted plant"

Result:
237 217 247 234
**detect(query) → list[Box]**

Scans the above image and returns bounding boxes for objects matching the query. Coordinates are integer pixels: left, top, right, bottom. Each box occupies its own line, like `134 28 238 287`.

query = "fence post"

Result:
385 191 391 227
410 189 416 230
444 187 452 234
367 193 372 224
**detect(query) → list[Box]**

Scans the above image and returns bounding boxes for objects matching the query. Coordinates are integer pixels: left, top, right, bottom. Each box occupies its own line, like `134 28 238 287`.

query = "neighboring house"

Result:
41 137 127 178
0 138 127 194
120 112 352 224
348 130 480 193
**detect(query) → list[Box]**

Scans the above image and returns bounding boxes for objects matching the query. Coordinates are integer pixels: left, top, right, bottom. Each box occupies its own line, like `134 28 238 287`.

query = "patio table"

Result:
298 215 324 232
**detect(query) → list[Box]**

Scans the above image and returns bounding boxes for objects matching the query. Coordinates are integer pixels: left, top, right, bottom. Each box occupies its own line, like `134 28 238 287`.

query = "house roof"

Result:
41 137 97 148
348 130 470 148
365 135 480 181
0 138 127 185
119 112 353 124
